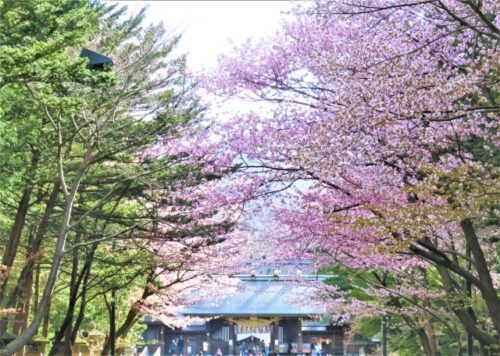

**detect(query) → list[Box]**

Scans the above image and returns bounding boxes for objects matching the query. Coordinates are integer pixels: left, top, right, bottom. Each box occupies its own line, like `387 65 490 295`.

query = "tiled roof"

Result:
182 279 325 317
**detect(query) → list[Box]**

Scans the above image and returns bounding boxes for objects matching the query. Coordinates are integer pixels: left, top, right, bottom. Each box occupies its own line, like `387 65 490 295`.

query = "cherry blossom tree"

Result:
0 3 246 354
193 0 499 353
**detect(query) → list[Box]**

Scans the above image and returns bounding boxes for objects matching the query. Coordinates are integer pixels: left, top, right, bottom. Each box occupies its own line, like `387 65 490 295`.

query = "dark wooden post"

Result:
382 316 387 356
205 319 211 356
272 320 280 353
160 327 165 356
297 318 303 354
228 321 236 355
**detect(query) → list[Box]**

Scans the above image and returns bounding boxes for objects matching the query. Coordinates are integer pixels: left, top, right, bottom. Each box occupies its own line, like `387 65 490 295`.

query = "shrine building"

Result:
141 271 354 355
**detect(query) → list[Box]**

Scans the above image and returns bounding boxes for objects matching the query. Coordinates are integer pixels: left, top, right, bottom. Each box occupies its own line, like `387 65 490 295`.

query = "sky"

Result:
107 1 292 121
107 1 293 235
110 1 291 72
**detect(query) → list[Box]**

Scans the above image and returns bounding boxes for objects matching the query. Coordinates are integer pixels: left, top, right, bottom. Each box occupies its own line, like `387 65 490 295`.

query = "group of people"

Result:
168 338 328 355
193 347 222 356
311 342 328 356
168 336 185 356
236 339 272 356
238 346 269 356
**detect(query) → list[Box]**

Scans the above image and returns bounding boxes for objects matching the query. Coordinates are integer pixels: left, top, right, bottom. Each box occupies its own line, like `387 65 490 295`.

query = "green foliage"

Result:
350 317 381 340
387 326 423 356
0 0 98 87
0 2 229 353
321 265 377 302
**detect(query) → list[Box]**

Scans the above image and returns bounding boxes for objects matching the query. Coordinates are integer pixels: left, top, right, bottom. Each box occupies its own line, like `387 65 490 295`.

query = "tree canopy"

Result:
193 0 499 354
0 2 238 355
0 1 498 355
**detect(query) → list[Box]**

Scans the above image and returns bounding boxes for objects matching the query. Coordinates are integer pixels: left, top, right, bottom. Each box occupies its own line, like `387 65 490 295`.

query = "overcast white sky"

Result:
107 1 292 234
111 1 291 72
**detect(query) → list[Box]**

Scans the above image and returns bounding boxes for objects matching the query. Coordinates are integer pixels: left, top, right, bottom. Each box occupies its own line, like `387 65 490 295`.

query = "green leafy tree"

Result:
0 3 231 355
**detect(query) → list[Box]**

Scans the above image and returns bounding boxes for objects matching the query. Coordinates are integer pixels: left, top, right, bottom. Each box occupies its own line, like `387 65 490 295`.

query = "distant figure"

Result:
169 338 177 355
263 341 270 356
177 336 184 355
311 342 317 356
202 341 209 356
215 347 223 356
273 267 281 279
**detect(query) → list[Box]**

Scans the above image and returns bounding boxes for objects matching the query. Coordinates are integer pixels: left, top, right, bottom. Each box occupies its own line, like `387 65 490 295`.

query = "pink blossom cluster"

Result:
187 0 499 318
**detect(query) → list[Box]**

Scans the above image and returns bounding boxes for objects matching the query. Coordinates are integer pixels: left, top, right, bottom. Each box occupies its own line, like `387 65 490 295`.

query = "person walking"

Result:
263 341 270 356
177 336 184 355
169 338 178 355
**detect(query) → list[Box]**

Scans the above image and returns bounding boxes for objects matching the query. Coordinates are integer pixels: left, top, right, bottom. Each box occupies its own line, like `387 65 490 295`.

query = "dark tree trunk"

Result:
42 297 51 338
392 298 438 356
0 145 91 356
415 328 436 356
51 231 81 356
410 236 500 349
70 260 92 344
34 262 40 315
101 273 155 355
435 264 498 346
11 231 35 337
49 240 96 356
0 182 60 337
460 219 500 336
479 340 489 356
0 147 41 304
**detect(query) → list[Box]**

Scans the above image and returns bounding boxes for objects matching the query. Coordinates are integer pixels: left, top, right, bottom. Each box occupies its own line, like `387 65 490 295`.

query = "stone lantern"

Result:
86 321 106 355
73 335 91 356
24 335 50 356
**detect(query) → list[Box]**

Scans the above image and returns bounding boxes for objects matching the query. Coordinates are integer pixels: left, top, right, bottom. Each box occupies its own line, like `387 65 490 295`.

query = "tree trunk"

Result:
479 340 489 356
42 297 51 338
435 264 499 346
420 288 438 355
415 328 437 356
34 263 40 315
392 297 438 356
424 314 438 355
62 325 73 356
460 219 500 336
49 236 79 356
49 235 96 356
0 147 40 304
0 148 91 356
71 246 95 345
419 269 439 356
11 231 35 337
101 273 155 355
411 238 500 349
0 182 60 336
